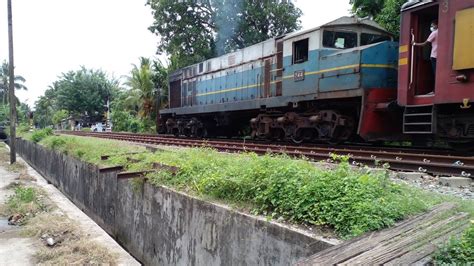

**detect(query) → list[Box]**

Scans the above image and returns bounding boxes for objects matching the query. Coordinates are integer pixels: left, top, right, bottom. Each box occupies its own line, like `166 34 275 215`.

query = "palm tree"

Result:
125 57 155 120
0 60 28 105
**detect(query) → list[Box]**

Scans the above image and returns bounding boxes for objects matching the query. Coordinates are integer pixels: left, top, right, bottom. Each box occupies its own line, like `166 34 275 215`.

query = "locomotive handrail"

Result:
409 28 415 90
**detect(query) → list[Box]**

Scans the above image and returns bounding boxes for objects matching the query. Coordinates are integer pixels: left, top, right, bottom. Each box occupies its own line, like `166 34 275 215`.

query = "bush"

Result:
81 127 91 132
18 123 31 133
128 118 143 133
434 224 474 264
31 128 53 143
145 149 431 237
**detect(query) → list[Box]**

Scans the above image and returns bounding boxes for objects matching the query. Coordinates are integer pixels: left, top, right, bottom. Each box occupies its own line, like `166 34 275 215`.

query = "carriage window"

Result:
199 63 204 73
293 38 309 64
361 33 391 45
323 30 357 49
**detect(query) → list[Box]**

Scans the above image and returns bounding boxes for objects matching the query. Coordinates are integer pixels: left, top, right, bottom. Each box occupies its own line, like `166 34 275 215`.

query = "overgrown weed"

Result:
434 223 474 264
140 148 444 238
40 135 146 165
6 161 27 172
3 185 50 224
25 212 117 265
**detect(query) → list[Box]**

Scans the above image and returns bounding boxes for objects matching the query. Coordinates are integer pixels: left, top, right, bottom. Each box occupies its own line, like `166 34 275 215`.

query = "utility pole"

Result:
8 0 16 164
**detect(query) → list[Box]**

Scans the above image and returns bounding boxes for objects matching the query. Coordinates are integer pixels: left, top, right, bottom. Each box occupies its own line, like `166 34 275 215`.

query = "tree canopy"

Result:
147 0 302 70
54 67 119 117
0 61 28 105
350 0 408 38
33 67 119 128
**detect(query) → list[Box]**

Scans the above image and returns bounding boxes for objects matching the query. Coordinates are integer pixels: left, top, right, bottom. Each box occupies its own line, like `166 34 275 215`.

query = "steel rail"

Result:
59 131 474 178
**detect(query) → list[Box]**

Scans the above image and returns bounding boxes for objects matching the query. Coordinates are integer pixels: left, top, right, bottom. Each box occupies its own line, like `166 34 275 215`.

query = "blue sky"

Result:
0 0 351 106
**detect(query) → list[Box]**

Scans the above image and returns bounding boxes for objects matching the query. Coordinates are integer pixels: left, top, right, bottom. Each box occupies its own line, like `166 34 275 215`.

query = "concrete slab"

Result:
397 172 423 181
439 176 472 188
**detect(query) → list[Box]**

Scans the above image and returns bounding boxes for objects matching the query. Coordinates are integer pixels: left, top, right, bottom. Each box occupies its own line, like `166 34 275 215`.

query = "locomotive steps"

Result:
15 133 473 265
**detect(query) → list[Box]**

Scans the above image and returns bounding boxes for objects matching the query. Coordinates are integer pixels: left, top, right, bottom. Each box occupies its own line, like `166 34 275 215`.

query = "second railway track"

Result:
59 131 474 178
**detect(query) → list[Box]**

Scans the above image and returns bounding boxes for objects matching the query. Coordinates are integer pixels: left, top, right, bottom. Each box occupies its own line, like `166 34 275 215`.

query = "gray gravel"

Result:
392 173 474 200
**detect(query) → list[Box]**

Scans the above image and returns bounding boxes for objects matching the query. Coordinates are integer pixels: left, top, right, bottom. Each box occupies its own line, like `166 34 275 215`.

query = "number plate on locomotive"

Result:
294 70 305 81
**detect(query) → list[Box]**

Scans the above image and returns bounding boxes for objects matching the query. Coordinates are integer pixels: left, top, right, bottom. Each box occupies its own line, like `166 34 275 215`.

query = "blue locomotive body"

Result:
160 17 401 143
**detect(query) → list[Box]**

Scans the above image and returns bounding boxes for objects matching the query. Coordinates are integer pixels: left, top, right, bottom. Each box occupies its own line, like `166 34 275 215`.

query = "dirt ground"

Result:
0 143 139 265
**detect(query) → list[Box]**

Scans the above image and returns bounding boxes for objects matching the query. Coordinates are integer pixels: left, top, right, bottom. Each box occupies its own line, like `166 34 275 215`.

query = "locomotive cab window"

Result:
361 33 391 45
323 30 357 49
293 38 309 64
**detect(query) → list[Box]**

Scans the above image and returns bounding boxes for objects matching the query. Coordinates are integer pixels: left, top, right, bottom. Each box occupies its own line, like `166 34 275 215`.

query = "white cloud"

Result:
0 0 351 106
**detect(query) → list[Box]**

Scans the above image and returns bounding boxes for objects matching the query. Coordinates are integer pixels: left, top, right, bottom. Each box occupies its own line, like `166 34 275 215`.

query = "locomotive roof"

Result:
401 0 435 12
283 16 391 40
170 16 390 79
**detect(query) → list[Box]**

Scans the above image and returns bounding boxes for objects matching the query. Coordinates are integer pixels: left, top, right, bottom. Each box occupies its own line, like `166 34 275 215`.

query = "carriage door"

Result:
410 4 439 96
263 59 271 97
276 41 283 96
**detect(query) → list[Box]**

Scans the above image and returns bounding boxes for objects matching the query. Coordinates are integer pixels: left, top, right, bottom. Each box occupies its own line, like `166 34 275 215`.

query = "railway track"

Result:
59 131 474 178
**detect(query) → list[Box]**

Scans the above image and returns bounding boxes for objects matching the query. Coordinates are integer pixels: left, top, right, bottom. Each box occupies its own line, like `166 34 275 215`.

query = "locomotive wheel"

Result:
172 128 180 138
291 128 313 144
195 127 207 138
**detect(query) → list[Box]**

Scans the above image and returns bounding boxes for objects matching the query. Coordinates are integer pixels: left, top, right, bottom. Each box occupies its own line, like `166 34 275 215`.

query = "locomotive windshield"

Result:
361 33 391 45
323 30 357 49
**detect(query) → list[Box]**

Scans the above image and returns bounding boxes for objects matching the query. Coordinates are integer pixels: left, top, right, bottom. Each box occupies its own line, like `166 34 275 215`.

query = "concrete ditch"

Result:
17 138 335 265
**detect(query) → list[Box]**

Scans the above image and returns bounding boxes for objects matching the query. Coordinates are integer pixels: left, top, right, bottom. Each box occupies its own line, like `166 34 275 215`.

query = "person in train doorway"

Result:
413 19 438 94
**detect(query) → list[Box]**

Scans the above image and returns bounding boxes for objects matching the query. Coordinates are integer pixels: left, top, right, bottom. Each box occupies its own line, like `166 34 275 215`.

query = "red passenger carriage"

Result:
398 0 474 147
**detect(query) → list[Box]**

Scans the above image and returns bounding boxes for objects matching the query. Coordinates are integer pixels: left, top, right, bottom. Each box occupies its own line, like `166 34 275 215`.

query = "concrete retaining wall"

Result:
17 138 333 265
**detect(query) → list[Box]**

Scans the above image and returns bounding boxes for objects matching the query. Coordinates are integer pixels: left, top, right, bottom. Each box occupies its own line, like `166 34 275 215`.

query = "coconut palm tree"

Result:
125 57 155 120
0 60 28 105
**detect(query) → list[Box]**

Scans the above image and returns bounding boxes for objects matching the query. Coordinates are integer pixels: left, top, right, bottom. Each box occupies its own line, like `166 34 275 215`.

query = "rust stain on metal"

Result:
152 162 180 175
99 165 124 173
117 170 154 179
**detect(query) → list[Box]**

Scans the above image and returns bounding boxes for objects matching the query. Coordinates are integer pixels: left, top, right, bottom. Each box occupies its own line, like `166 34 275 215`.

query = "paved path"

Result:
0 166 37 265
0 147 139 265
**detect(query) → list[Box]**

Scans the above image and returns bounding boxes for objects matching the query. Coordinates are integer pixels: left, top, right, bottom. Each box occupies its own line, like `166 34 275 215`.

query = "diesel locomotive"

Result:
158 0 474 148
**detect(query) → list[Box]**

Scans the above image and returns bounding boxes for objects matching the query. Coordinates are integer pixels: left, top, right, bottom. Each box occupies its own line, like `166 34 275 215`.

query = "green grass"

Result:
38 135 146 165
434 223 474 264
122 148 474 238
31 128 53 143
25 135 474 239
2 185 49 224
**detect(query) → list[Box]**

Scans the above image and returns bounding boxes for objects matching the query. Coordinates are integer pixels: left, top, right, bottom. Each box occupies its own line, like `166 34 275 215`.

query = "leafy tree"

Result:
33 86 58 128
350 0 408 38
147 0 302 70
54 67 119 118
375 0 407 37
125 58 155 122
350 0 385 18
52 109 69 125
17 102 31 124
0 60 28 105
151 60 169 112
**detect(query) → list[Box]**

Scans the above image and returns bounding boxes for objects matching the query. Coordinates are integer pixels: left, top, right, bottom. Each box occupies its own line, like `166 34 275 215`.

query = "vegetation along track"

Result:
59 131 474 178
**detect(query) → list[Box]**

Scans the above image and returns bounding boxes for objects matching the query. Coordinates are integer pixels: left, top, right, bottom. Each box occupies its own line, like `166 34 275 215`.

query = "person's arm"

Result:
414 31 435 46
413 41 429 47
